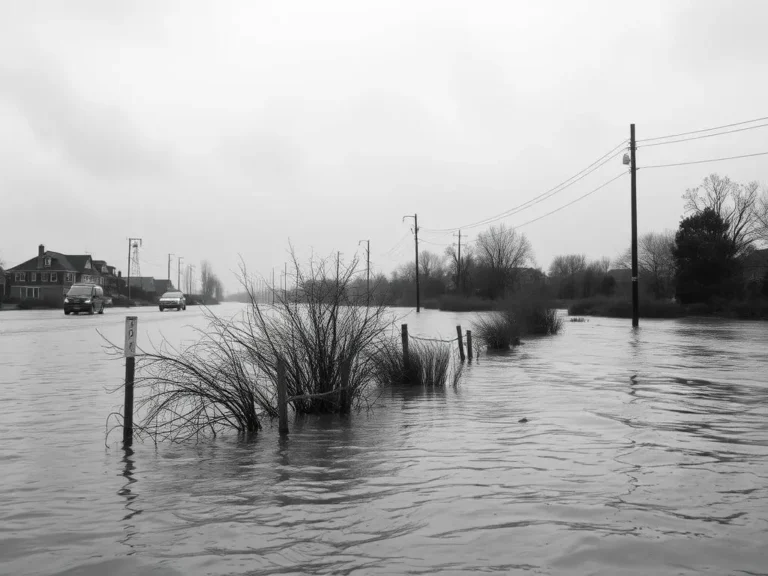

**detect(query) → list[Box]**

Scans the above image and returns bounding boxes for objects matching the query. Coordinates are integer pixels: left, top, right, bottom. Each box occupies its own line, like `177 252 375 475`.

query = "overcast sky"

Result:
1 0 766 291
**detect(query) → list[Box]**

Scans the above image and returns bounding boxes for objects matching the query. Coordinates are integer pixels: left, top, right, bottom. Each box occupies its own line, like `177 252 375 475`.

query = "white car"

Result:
159 291 186 311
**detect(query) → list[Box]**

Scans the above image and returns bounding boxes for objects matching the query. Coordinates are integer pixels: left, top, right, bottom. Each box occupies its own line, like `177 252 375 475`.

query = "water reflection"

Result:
117 447 141 551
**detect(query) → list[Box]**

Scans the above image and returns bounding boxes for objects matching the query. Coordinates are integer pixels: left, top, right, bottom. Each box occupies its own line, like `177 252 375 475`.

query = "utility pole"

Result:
272 268 275 305
454 230 462 294
630 124 639 328
177 256 183 294
284 262 287 301
359 240 370 303
167 253 174 287
127 238 142 300
403 214 420 312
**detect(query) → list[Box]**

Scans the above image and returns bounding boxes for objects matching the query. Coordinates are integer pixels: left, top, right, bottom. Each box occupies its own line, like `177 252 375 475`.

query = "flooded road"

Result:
1 304 767 575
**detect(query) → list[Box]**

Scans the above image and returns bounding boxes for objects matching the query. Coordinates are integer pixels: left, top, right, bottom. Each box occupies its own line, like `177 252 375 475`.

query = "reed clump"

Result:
372 339 462 387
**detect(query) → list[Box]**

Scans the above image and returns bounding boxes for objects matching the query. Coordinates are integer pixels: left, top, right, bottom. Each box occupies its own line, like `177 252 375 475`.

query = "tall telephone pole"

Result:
403 214 420 312
359 239 370 303
453 230 462 294
177 256 183 294
127 238 142 300
630 124 639 328
167 253 174 287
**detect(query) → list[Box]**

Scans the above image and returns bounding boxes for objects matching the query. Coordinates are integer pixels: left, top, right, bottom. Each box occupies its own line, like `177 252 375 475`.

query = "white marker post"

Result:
123 316 138 447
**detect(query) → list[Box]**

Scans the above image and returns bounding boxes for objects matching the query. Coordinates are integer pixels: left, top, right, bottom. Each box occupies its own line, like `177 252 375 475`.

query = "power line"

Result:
381 232 411 256
422 139 628 233
513 171 627 230
637 122 768 148
638 115 768 142
641 150 768 170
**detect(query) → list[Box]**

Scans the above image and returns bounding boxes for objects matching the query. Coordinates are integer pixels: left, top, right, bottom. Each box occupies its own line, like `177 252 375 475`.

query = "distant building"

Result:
128 276 157 295
154 279 175 295
5 245 106 304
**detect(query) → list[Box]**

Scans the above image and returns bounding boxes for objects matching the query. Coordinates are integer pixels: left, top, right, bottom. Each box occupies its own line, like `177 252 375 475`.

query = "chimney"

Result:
118 270 122 278
38 244 45 269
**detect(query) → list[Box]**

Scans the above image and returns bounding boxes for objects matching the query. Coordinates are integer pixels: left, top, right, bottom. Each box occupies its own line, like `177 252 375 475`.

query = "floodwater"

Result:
1 304 767 575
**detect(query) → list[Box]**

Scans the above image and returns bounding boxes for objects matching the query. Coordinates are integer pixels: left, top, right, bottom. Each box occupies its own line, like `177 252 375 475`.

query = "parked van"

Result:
64 284 105 315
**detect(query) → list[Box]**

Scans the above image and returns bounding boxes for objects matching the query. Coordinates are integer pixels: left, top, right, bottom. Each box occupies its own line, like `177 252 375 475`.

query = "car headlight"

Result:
84 299 92 304
64 298 71 303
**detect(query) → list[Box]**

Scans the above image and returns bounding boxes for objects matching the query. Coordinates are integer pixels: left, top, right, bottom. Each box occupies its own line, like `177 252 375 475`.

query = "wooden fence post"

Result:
466 330 473 362
277 358 289 435
456 325 465 362
401 324 410 369
339 357 351 414
123 316 138 447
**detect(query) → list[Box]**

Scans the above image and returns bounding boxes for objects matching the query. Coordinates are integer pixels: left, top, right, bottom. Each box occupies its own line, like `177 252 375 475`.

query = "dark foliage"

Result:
673 208 742 304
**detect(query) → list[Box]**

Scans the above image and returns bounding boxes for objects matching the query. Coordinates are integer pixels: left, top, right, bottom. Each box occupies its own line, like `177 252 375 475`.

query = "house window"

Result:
65 273 74 283
51 272 58 283
41 272 49 282
82 275 90 283
15 272 25 282
85 261 91 269
23 287 40 299
31 272 37 282
44 257 51 267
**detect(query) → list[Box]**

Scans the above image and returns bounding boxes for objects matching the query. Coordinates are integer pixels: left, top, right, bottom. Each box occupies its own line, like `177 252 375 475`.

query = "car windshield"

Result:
67 286 93 296
161 292 183 298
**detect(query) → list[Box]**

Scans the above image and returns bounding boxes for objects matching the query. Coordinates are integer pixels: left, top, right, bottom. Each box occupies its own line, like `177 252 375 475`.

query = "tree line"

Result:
380 173 768 307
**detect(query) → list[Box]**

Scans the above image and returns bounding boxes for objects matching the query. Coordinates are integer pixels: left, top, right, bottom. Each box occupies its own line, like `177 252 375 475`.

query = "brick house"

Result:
5 245 107 306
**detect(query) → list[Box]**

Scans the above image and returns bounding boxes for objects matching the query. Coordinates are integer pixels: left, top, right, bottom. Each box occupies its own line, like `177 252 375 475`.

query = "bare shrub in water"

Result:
236 251 394 414
473 313 521 350
104 250 397 442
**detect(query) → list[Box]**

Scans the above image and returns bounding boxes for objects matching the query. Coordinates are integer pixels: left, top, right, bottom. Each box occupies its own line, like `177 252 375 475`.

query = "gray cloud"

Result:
0 66 172 179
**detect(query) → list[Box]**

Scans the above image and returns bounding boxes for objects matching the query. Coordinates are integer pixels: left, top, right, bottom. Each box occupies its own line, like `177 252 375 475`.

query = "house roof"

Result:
6 251 101 274
67 255 98 275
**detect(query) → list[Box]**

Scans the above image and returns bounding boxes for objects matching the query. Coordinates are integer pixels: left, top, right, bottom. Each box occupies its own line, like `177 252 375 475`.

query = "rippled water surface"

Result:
1 304 767 575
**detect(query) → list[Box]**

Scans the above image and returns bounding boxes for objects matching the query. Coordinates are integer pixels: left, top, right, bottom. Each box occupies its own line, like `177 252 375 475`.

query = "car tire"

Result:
159 306 164 312
98 306 104 314
88 305 95 315
64 310 70 315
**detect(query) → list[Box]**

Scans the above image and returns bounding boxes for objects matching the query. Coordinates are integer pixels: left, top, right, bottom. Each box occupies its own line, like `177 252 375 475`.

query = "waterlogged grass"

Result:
373 339 463 387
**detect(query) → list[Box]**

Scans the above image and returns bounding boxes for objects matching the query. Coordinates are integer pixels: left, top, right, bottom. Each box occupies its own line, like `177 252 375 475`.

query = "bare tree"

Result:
418 250 443 278
683 174 761 256
445 245 475 294
548 254 587 277
475 223 533 297
614 231 676 298
757 185 768 244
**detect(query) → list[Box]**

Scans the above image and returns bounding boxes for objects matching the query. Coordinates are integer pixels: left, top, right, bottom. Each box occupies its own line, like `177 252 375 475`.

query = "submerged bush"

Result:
104 251 398 442
473 313 521 349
